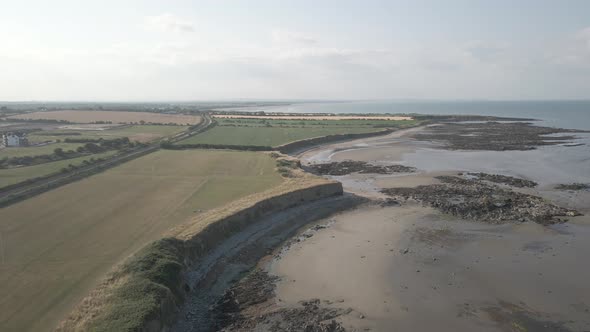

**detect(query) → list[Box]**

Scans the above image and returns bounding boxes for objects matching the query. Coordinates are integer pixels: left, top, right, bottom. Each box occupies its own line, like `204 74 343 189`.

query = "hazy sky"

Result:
1 0 589 101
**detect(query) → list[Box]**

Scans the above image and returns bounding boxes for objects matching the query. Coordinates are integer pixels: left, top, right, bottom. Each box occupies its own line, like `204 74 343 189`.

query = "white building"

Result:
1 133 29 147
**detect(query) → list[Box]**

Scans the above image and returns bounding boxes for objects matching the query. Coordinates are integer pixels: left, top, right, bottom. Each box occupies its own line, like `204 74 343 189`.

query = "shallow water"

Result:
397 140 590 186
304 130 590 188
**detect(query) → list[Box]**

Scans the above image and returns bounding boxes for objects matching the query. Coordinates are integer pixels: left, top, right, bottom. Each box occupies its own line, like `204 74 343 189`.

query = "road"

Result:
0 113 213 206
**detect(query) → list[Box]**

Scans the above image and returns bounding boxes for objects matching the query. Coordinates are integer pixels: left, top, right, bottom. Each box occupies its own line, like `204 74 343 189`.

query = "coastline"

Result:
57 159 350 331
56 118 590 331
214 121 590 331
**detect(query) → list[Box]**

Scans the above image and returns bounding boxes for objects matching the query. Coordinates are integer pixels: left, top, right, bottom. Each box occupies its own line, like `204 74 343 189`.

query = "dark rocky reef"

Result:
214 269 349 332
382 176 580 224
466 172 537 188
555 183 590 191
308 160 416 176
412 122 587 151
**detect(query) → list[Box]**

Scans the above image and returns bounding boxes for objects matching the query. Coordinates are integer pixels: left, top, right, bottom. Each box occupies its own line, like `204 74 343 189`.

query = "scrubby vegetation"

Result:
271 152 302 178
0 151 118 189
89 238 185 331
162 141 272 151
0 138 137 169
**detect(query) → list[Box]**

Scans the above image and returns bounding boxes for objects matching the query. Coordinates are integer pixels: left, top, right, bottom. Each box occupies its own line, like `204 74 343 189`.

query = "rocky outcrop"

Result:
412 122 587 151
382 176 580 224
308 160 416 176
466 172 537 188
555 183 590 191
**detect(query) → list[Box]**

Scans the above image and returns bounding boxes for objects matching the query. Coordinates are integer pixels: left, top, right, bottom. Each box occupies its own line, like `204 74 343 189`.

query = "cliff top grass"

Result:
0 149 283 332
57 153 338 332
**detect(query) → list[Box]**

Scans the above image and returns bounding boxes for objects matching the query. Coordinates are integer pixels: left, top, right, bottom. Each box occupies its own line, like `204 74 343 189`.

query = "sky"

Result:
1 0 589 101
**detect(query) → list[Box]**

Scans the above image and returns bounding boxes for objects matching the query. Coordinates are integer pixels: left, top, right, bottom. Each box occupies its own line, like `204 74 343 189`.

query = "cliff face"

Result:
58 180 343 332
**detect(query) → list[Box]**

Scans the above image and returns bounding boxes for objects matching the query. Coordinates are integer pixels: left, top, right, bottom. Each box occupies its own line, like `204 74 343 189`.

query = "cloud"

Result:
464 42 509 62
3 24 590 100
575 27 590 51
145 13 195 33
271 29 317 45
546 26 590 68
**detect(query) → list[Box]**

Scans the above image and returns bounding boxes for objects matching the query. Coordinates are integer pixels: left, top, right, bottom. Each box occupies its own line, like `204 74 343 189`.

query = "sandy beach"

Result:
216 122 590 331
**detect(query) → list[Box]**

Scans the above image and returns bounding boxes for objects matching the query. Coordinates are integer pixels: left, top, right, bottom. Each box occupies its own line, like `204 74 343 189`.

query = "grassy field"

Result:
179 126 384 147
28 125 188 143
10 110 201 125
0 151 118 188
0 150 283 331
177 117 419 147
0 143 85 158
215 117 420 127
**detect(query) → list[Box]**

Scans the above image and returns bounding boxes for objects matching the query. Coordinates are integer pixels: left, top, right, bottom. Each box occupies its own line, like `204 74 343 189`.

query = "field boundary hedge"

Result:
165 128 397 153
275 129 393 154
163 142 273 151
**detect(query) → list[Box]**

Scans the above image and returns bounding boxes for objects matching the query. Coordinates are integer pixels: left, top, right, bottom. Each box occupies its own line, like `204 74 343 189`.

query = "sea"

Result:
229 100 590 185
230 100 590 131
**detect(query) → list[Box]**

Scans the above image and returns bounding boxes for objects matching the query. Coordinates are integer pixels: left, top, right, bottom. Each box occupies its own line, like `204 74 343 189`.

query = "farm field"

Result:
179 126 383 146
0 150 283 332
28 125 188 143
10 110 201 125
0 143 84 158
0 151 118 188
179 116 419 147
214 117 419 127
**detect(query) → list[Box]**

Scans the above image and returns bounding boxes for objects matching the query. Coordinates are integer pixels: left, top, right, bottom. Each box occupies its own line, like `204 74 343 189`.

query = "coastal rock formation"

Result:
412 122 587 151
308 160 416 176
466 172 537 188
555 183 590 191
382 176 580 224
214 269 349 332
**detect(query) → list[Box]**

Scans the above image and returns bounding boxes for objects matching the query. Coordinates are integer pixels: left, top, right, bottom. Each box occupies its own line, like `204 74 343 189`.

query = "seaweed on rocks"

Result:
555 183 590 191
382 176 580 224
467 172 537 188
213 269 349 332
412 122 587 151
308 160 416 176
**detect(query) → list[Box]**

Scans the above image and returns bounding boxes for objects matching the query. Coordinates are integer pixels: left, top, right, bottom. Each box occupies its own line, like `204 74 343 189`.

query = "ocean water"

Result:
240 100 590 131
268 100 590 186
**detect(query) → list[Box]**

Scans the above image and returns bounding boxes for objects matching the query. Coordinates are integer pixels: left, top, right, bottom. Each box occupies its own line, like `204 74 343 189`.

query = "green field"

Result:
0 151 118 188
1 125 187 188
179 126 384 147
0 150 283 331
215 117 419 128
28 125 187 144
179 117 419 147
0 143 85 158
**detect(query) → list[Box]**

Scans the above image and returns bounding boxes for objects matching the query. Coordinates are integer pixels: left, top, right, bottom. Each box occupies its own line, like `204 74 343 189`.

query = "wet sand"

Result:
252 125 590 331
270 204 590 331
